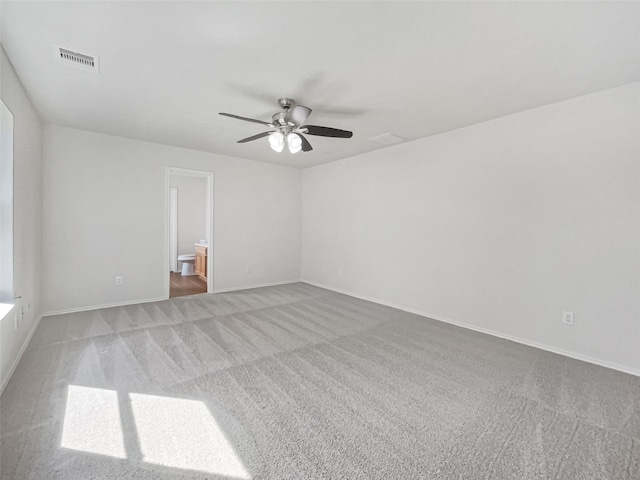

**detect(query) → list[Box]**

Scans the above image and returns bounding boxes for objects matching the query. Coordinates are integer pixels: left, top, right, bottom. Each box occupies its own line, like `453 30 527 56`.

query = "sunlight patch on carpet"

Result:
129 393 250 478
61 385 126 458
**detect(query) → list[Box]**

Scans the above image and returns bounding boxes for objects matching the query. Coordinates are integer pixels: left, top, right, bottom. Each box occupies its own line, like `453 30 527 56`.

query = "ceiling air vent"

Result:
53 45 99 73
369 132 406 146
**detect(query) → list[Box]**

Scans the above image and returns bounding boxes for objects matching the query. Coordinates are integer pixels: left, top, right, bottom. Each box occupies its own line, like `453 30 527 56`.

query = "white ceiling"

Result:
2 2 639 168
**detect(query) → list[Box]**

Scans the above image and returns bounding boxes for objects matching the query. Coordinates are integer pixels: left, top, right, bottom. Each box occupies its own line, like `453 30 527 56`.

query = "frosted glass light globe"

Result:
269 132 284 152
287 133 302 154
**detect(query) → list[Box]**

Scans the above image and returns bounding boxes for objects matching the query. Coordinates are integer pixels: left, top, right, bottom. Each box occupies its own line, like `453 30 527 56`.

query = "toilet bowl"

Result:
177 254 196 276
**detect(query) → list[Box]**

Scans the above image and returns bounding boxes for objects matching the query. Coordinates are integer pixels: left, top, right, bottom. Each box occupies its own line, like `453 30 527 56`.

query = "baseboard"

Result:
43 280 304 315
43 296 167 317
0 313 42 395
301 279 640 378
213 279 301 294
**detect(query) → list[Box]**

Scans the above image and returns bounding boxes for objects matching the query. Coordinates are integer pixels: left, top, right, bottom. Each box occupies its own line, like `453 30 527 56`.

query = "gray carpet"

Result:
1 282 638 479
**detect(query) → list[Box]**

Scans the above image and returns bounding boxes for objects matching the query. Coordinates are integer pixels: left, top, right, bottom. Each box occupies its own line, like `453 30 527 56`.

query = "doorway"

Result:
165 168 214 298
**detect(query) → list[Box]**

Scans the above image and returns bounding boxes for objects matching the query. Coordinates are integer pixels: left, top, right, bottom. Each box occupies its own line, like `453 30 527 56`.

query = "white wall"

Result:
170 175 207 258
0 48 43 391
1 99 14 302
42 126 301 313
302 82 640 374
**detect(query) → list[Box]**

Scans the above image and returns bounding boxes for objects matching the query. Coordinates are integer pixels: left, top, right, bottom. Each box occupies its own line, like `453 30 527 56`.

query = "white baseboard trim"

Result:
42 280 304 316
43 296 167 317
213 279 301 294
0 313 43 395
301 279 640 378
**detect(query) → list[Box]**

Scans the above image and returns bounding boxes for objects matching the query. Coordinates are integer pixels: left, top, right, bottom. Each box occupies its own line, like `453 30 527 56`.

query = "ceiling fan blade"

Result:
285 105 312 126
302 125 353 138
237 131 273 143
299 134 313 152
219 112 272 126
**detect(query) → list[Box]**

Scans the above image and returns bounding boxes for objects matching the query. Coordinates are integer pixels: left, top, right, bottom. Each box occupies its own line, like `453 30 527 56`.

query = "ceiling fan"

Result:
219 98 353 154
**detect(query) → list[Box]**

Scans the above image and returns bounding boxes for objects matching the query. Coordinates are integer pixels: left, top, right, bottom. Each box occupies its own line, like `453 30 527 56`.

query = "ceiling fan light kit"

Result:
269 131 285 152
286 133 303 154
220 98 353 154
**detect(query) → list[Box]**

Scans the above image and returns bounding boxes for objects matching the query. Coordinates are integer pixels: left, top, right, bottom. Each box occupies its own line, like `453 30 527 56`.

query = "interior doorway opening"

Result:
166 168 214 298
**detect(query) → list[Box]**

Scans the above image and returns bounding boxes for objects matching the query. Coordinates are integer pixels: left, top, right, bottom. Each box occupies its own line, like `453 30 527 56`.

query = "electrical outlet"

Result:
337 268 342 277
115 276 123 286
245 265 251 274
562 311 574 326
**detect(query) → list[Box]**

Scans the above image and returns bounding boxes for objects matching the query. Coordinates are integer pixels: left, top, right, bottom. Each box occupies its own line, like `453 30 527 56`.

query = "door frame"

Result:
169 187 178 273
164 167 215 298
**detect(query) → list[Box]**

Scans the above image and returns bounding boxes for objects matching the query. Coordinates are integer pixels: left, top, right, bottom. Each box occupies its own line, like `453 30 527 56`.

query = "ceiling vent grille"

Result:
53 45 99 73
369 132 406 146
60 48 94 67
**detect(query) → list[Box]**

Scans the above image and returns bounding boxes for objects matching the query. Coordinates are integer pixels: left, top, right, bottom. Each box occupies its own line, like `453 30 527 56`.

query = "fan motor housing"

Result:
272 112 288 126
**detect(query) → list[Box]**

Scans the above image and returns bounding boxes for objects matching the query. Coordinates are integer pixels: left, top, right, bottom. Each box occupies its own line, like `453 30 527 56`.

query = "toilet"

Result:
177 254 196 276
